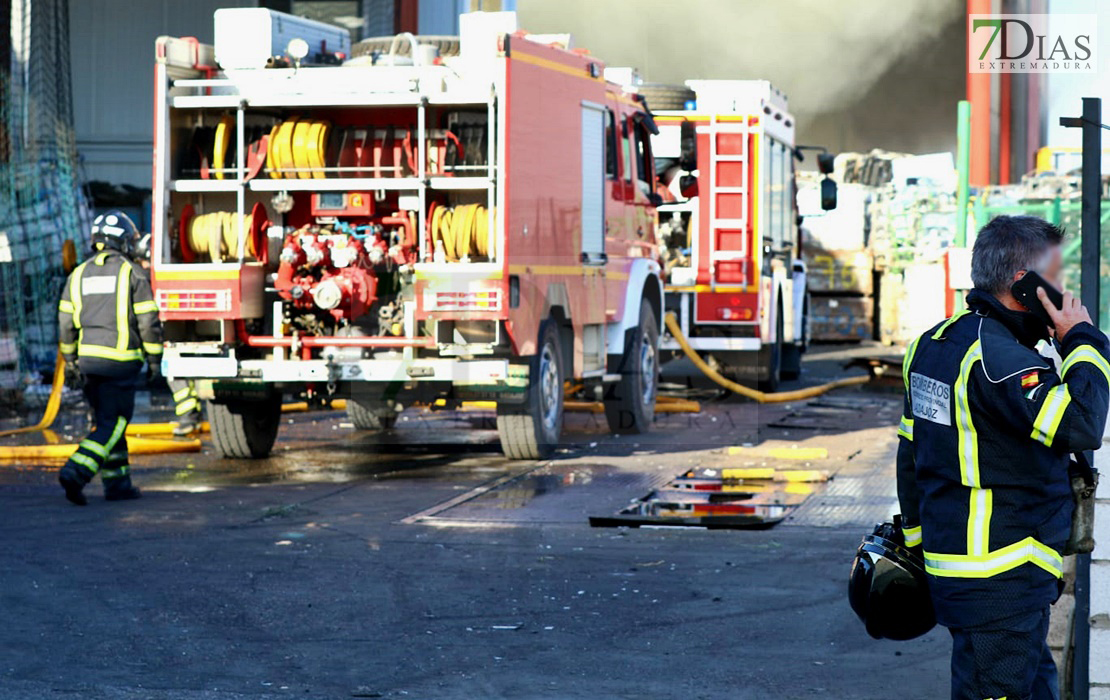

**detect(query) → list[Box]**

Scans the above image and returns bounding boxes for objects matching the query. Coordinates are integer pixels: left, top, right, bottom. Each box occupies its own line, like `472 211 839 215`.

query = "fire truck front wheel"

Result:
496 322 565 460
604 300 659 435
207 396 282 459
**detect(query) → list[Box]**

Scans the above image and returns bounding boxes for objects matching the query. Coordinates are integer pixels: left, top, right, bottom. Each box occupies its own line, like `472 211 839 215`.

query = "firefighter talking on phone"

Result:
896 215 1109 699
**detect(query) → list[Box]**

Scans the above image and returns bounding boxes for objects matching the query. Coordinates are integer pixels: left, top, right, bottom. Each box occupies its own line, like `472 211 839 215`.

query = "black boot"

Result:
103 469 141 502
58 465 89 506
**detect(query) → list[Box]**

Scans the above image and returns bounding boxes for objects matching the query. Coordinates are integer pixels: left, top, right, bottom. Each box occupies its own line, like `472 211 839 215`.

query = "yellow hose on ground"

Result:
664 312 870 403
126 422 210 437
0 437 202 461
565 399 702 414
0 352 65 438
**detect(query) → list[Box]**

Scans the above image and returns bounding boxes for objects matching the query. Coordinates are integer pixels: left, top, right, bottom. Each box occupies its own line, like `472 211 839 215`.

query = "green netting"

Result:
2 0 91 405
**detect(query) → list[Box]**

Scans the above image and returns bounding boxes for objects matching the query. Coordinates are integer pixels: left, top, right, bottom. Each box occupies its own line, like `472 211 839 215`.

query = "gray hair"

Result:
970 215 1064 295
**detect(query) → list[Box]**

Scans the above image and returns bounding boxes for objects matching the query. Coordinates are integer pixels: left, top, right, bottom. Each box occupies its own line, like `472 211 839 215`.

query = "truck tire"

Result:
781 295 807 381
350 35 460 60
605 300 659 434
208 398 281 459
347 400 398 431
633 84 696 111
758 299 784 392
496 322 564 460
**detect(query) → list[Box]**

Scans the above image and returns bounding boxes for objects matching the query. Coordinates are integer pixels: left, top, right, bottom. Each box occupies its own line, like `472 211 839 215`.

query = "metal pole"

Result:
956 100 971 248
1071 96 1101 700
1080 97 1101 317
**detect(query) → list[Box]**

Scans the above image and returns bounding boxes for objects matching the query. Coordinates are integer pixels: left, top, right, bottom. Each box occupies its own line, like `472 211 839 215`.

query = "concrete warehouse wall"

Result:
517 0 967 159
68 0 254 187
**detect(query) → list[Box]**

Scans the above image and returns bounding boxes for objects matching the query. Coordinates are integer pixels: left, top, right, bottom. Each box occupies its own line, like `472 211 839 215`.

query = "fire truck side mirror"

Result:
679 121 697 171
821 178 838 211
817 152 836 175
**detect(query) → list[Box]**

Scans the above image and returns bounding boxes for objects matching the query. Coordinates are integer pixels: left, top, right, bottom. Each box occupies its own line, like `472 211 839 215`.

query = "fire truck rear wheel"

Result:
496 322 564 460
604 300 659 435
347 400 398 431
208 397 282 459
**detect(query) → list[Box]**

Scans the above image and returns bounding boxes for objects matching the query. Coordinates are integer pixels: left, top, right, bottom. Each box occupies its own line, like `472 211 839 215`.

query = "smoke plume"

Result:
517 0 965 116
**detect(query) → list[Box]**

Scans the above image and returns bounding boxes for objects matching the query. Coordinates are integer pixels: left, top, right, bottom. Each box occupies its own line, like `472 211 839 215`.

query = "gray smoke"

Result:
516 0 964 115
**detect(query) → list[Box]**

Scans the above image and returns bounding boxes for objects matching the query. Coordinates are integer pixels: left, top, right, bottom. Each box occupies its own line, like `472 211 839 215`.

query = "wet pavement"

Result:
0 343 952 699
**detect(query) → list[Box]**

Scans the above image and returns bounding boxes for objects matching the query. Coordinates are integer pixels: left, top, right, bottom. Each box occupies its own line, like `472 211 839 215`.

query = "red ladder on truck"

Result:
705 114 751 289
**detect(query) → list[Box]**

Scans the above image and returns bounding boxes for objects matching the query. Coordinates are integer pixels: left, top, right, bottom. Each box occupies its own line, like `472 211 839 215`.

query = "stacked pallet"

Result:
798 181 874 342
806 250 874 341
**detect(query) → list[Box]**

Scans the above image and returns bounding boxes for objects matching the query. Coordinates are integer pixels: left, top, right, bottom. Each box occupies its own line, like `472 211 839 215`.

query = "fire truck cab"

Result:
647 80 822 389
151 11 663 460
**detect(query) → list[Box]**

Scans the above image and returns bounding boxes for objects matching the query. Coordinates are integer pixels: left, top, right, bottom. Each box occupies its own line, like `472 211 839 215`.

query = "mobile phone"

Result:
1010 270 1064 327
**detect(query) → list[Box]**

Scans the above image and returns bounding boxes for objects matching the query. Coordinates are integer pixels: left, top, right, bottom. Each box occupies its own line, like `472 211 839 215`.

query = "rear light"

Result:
157 289 232 312
718 307 753 321
424 289 502 312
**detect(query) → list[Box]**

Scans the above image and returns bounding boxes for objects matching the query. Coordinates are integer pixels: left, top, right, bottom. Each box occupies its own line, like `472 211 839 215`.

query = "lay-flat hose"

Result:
0 351 65 438
663 312 870 403
0 437 202 461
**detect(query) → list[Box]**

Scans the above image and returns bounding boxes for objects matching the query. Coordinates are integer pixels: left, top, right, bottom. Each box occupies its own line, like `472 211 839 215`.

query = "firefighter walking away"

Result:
57 211 164 505
895 216 1110 699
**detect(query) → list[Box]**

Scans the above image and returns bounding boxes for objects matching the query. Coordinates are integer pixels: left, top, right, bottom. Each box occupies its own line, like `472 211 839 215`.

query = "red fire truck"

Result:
640 80 835 389
151 11 663 460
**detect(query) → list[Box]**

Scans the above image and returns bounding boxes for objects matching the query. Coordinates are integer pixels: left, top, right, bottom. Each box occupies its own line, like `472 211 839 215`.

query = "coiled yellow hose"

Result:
429 203 491 261
663 312 870 403
185 211 256 263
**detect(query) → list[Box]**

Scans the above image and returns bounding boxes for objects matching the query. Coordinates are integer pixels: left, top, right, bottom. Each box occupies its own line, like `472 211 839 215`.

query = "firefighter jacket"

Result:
58 249 163 376
897 289 1110 627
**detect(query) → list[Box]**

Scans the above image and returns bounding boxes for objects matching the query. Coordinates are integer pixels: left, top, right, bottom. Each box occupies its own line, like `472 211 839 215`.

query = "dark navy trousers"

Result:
949 607 1058 700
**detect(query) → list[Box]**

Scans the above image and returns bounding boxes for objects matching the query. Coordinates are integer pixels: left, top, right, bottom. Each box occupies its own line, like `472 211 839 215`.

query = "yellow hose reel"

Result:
268 117 329 178
429 203 492 261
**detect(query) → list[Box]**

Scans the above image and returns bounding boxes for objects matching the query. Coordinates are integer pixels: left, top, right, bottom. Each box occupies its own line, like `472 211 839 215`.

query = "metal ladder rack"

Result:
705 114 750 289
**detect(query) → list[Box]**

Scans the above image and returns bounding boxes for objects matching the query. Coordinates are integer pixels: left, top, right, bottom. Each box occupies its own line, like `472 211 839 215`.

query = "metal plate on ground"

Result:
404 461 673 526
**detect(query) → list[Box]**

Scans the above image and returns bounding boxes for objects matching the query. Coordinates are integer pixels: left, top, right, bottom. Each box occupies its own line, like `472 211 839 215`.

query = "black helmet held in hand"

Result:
848 518 936 641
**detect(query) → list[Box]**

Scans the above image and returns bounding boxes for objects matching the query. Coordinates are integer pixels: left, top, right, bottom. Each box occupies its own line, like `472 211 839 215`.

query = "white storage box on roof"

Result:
685 79 789 114
213 8 350 70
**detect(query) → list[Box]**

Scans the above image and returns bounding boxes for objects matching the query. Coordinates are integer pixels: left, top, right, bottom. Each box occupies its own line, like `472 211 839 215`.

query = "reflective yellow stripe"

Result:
77 345 143 362
95 252 108 265
105 417 127 452
69 452 99 474
967 488 992 557
925 537 1064 579
1031 384 1071 447
143 342 163 356
897 415 914 441
133 299 158 314
78 438 108 458
931 309 970 340
58 299 75 313
902 336 921 393
1060 344 1110 384
116 263 132 352
59 342 77 355
173 386 193 401
100 466 130 479
903 525 922 548
69 263 85 330
954 341 983 488
175 398 200 415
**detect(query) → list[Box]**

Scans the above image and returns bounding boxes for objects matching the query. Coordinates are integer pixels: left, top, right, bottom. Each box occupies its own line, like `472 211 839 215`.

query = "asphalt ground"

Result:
0 343 952 698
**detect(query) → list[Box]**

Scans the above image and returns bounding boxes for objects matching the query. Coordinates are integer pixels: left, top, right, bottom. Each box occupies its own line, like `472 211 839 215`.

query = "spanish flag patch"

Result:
1021 371 1040 388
